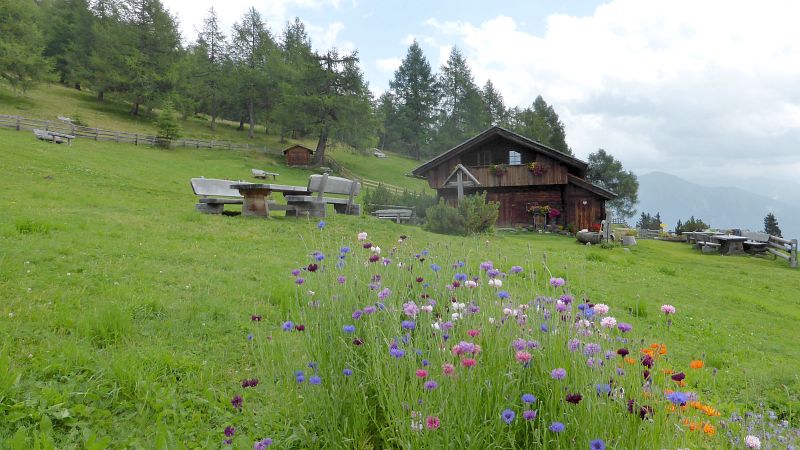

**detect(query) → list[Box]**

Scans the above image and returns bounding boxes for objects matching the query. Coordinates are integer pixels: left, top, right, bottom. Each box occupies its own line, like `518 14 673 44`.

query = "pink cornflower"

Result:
600 316 617 329
549 277 566 287
515 351 532 363
465 280 478 288
403 301 420 318
357 232 368 241
593 303 609 315
661 304 676 315
426 416 441 430
467 329 480 337
462 358 477 368
442 363 455 375
415 369 428 378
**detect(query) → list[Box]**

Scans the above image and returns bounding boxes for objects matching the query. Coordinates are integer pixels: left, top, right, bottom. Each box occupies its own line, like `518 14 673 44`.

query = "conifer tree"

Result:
0 0 51 93
763 212 782 237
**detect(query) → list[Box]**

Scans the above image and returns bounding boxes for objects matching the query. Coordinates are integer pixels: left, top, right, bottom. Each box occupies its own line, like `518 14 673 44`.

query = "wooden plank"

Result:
767 248 791 260
770 235 793 245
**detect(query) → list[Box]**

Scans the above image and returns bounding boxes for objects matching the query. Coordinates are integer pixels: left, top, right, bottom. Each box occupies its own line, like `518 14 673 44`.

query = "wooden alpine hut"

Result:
283 144 314 166
411 126 616 230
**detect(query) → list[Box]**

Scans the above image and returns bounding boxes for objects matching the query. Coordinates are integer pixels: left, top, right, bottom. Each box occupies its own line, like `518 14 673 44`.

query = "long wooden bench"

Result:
190 178 246 214
252 169 279 180
372 207 415 224
284 174 360 217
33 129 72 144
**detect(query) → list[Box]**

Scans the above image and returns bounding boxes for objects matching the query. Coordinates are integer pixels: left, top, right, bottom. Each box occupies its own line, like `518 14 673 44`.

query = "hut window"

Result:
478 150 492 166
508 150 522 165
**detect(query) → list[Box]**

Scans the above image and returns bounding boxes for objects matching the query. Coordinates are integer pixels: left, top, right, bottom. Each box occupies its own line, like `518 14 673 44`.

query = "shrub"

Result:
155 101 181 148
459 191 499 234
424 199 465 235
362 185 437 220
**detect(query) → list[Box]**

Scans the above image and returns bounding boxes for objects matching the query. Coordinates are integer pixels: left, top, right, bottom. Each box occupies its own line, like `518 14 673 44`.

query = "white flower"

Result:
502 308 513 316
600 316 617 329
488 317 495 324
357 232 368 241
452 302 466 311
397 262 405 268
519 304 529 310
465 280 478 288
576 319 591 329
745 435 761 449
451 312 462 321
421 305 433 313
371 246 381 254
8 312 14 318
488 279 502 288
431 322 441 330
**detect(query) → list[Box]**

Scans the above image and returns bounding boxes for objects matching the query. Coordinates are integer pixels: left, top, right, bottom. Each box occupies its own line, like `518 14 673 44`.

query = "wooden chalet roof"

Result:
412 126 589 177
282 144 314 154
567 174 617 199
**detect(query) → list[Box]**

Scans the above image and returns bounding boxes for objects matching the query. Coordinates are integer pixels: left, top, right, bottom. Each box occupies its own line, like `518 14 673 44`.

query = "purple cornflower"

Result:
440 321 454 331
583 343 601 356
363 306 376 314
551 368 567 380
224 426 235 437
424 380 438 391
291 269 301 276
309 375 321 385
352 310 363 320
281 321 294 331
617 322 633 332
378 288 391 300
343 325 356 333
454 273 468 281
523 409 537 420
498 290 510 299
521 393 536 403
509 265 523 274
512 339 527 351
295 278 305 285
343 368 353 376
568 338 581 352
337 275 346 284
479 261 494 271
430 264 441 272
403 301 420 317
231 395 243 409
559 294 573 304
540 323 549 333
253 438 273 450
401 320 416 330
501 409 516 424
487 268 501 278
549 277 566 287
590 439 606 450
390 348 405 358
549 422 565 432
340 246 350 254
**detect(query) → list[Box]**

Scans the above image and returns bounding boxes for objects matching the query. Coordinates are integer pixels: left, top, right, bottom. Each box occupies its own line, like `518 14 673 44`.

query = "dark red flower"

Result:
251 315 262 322
369 255 380 263
641 354 654 368
231 395 243 409
353 338 364 346
671 372 685 382
363 242 372 249
295 324 305 332
241 378 259 388
399 235 407 240
617 348 629 357
307 263 318 272
639 405 654 420
452 281 460 288
416 277 424 283
566 393 583 404
627 398 635 414
643 369 651 380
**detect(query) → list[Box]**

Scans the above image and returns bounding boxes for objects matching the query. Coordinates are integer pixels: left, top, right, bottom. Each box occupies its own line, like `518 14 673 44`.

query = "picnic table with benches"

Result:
34 129 75 145
251 169 279 180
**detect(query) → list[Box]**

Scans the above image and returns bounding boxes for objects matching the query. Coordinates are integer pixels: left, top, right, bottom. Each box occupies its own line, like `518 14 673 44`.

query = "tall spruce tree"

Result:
43 0 96 89
433 47 490 152
763 212 782 237
231 8 276 138
586 149 639 219
387 40 438 159
0 0 51 93
274 18 320 141
481 79 507 126
194 8 228 130
508 95 572 155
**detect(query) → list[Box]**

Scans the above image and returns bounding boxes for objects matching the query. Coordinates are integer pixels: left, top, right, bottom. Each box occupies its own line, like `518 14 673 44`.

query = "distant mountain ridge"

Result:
634 171 800 239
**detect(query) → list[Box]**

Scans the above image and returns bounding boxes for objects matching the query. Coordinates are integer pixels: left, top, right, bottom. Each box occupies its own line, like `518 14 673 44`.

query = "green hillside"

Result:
0 127 798 447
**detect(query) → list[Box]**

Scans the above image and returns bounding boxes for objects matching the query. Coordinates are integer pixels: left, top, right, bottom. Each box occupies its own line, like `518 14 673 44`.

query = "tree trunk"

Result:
314 127 328 166
74 83 81 91
97 91 104 101
238 114 245 131
247 98 255 139
210 95 217 131
131 101 140 116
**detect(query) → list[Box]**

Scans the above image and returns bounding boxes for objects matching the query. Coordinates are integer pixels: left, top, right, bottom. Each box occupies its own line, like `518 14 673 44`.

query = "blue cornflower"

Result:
430 264 441 272
501 409 516 424
549 422 565 432
282 321 294 331
666 391 689 406
309 375 321 385
389 348 405 358
314 252 325 261
521 393 536 403
498 290 510 299
317 221 326 229
454 273 468 281
340 246 350 254
422 359 430 366
295 371 305 383
247 334 253 341
401 320 416 330
421 250 429 256
307 361 318 369
596 384 612 396
540 323 549 332
589 439 606 450
343 325 356 333
343 368 353 376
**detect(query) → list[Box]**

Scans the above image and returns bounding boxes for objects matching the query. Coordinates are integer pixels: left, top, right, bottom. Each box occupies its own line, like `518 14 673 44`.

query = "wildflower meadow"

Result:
225 224 727 449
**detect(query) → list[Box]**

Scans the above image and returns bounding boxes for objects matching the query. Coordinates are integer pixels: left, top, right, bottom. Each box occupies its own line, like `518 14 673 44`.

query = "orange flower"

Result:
659 344 668 355
688 421 698 431
703 423 716 435
662 369 675 375
624 357 636 365
642 348 655 357
650 343 661 349
677 380 687 387
690 360 705 369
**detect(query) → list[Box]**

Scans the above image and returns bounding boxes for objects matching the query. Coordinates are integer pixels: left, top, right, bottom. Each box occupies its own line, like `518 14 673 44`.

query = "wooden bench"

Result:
252 169 279 180
190 178 247 214
373 208 414 223
701 242 721 253
34 129 73 145
284 174 360 217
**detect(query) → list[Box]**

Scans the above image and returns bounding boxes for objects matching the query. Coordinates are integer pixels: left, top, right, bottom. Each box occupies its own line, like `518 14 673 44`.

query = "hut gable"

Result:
412 126 616 230
283 145 314 166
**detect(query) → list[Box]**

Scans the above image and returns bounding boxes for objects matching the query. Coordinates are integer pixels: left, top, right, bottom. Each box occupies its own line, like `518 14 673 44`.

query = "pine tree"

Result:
481 79 507 126
194 8 228 130
274 18 318 141
387 40 438 159
763 212 782 237
0 0 51 93
586 149 639 219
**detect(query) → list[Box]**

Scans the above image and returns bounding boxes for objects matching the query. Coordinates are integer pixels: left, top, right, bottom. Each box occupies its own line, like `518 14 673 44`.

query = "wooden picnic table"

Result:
710 234 749 255
231 183 309 218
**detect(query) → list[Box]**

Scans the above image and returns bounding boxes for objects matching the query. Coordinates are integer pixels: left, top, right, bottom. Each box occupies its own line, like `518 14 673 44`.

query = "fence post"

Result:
115 131 119 143
135 134 138 146
16 117 20 131
792 239 798 269
94 128 98 141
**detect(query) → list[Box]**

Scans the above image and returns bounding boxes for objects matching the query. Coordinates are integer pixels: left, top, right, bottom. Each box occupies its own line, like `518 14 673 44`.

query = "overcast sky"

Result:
161 0 800 197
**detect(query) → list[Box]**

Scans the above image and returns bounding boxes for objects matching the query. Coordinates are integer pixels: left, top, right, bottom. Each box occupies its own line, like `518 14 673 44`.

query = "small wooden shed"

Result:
283 145 314 166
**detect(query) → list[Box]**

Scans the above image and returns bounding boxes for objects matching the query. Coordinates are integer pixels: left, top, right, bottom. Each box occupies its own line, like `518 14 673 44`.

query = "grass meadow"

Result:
1 124 799 448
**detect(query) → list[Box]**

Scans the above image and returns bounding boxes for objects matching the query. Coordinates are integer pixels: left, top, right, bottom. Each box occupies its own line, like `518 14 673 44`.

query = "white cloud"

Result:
375 57 402 73
422 0 800 187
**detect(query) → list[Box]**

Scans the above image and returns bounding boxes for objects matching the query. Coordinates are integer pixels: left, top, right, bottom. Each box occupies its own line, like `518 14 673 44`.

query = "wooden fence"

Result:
0 114 265 151
636 228 661 239
765 234 798 268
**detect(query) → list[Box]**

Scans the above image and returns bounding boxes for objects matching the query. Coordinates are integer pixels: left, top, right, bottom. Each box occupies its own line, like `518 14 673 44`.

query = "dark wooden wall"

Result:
564 184 605 231
285 147 312 166
440 186 564 227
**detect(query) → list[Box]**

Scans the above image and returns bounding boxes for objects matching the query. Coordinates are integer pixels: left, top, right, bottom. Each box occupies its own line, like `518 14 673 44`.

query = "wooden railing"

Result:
466 164 567 188
0 114 267 151
766 235 798 268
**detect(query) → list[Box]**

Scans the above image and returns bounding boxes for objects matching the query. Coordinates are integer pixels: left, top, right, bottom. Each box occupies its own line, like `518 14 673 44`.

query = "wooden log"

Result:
16 116 20 131
770 235 792 245
792 239 798 268
768 241 789 251
767 248 791 260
